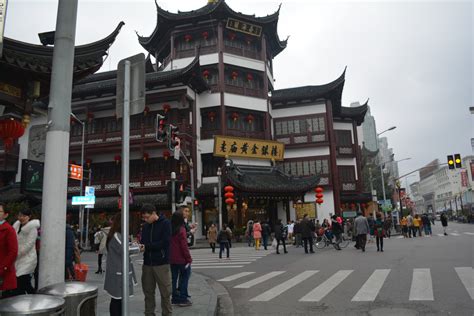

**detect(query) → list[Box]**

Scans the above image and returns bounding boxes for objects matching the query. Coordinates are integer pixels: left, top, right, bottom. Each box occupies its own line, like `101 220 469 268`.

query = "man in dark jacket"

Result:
441 212 448 235
261 221 271 250
140 204 172 316
301 214 315 254
293 220 302 247
273 219 288 254
331 215 342 250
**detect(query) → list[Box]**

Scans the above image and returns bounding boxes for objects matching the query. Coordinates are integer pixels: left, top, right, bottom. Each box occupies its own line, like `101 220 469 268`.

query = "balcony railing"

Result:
275 133 327 146
224 45 262 60
341 182 357 191
336 145 355 156
225 84 266 99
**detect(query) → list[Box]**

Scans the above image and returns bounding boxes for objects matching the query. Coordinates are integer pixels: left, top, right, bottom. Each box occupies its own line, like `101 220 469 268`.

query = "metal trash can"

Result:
38 282 98 316
0 294 65 315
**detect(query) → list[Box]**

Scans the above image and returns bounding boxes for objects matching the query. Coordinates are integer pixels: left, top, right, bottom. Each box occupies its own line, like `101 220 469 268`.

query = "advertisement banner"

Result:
214 135 284 161
461 169 468 187
470 162 474 180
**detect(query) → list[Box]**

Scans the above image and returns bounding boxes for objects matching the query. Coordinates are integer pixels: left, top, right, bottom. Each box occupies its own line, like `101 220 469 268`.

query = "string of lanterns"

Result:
224 185 235 206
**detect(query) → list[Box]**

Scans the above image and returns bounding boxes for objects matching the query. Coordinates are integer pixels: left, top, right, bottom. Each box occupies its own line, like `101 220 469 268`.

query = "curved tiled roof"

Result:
338 99 369 125
137 0 286 59
1 22 125 81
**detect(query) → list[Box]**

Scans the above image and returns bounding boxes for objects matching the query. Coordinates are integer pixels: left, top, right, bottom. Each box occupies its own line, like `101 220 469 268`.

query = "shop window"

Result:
274 115 326 137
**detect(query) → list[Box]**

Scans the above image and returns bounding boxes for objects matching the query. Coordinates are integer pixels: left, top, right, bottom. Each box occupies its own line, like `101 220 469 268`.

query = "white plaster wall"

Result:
197 93 220 109
223 53 265 71
284 147 330 159
333 121 354 143
164 54 219 71
198 139 214 154
336 158 358 180
202 177 218 184
224 93 267 112
272 103 326 118
357 125 364 146
302 190 335 221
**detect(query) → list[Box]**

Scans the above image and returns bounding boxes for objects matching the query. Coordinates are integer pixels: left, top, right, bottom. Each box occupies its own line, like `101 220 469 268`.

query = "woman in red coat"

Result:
0 203 18 298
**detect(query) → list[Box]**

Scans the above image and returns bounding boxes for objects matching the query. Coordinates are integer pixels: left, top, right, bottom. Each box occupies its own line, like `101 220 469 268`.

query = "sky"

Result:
4 0 473 186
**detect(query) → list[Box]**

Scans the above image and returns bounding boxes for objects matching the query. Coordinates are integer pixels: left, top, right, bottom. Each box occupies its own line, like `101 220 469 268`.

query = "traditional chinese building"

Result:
6 1 371 237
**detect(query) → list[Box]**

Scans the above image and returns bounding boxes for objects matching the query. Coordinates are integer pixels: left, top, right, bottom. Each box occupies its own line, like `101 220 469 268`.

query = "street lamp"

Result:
377 126 397 136
217 167 222 230
379 157 411 204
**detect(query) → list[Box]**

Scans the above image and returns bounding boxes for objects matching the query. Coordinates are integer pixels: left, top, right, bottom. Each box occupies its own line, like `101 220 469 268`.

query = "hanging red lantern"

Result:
225 198 235 205
224 186 234 192
184 34 193 42
87 112 94 123
246 114 254 124
202 31 209 40
316 198 324 205
85 158 92 168
246 73 253 82
143 152 150 162
114 155 121 165
207 111 216 122
228 32 236 41
224 185 235 205
162 103 171 113
224 192 234 199
315 187 324 193
231 71 238 80
163 150 171 160
202 70 210 80
316 193 324 199
231 112 239 122
143 106 150 116
0 119 25 151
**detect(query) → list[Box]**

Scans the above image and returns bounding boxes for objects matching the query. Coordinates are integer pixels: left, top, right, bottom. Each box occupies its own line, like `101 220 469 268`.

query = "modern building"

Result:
417 159 439 213
352 102 377 152
1 1 371 235
434 166 462 212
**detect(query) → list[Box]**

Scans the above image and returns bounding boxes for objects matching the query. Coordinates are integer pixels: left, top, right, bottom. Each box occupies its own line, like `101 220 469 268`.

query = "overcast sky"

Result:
4 0 473 185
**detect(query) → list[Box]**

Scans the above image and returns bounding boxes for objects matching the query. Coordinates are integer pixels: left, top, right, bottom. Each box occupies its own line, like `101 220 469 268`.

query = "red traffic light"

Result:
194 199 199 206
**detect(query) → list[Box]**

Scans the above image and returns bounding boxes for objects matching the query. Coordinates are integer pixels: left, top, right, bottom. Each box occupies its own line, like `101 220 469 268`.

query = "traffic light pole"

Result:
171 171 176 213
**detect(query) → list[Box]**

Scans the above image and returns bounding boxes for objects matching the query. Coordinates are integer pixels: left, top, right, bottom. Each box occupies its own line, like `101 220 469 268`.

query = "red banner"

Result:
461 169 468 187
470 162 474 180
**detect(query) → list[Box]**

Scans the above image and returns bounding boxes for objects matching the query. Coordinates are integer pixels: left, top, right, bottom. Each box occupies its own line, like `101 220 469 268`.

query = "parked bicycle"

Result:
314 231 350 249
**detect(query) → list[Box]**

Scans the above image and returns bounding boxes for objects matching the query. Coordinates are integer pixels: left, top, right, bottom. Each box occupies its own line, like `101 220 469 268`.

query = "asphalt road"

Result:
192 221 474 316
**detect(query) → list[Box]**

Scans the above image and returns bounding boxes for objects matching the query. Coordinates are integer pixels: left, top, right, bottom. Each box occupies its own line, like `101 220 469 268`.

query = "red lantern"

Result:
202 70 210 80
225 198 235 205
162 103 171 113
207 111 216 122
184 34 192 42
246 73 253 82
0 119 25 151
316 193 324 199
224 186 234 192
85 158 92 168
246 114 254 124
202 31 209 40
231 71 238 80
163 150 171 160
144 106 150 116
143 152 149 162
87 112 94 123
228 32 236 41
114 155 121 165
224 186 235 205
316 198 324 204
315 187 324 193
224 192 234 199
231 112 239 122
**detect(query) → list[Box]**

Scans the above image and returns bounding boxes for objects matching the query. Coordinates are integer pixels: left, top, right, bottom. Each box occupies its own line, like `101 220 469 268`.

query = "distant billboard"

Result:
20 159 44 194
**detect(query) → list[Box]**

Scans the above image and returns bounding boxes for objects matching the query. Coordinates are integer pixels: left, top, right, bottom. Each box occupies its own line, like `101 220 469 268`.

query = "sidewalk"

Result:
80 252 218 316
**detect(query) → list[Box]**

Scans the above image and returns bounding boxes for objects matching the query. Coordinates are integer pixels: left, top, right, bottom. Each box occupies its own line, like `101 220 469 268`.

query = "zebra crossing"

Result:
189 247 271 269
218 267 473 303
395 231 474 238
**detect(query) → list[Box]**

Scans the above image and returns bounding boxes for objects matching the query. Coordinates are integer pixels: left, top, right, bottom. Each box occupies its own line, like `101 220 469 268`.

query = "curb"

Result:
205 277 234 316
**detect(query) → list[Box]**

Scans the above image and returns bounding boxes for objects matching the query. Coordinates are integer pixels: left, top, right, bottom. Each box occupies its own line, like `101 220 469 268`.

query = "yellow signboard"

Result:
226 18 262 37
0 82 21 98
295 203 317 220
213 135 284 161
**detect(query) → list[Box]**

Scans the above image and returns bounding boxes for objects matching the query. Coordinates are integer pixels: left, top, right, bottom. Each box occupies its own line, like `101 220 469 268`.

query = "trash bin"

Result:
38 282 98 316
0 294 65 315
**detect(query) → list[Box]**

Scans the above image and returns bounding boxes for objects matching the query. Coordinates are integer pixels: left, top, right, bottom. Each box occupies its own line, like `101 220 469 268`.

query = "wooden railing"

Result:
225 84 265 99
224 45 262 60
341 182 357 192
275 132 327 146
336 145 356 157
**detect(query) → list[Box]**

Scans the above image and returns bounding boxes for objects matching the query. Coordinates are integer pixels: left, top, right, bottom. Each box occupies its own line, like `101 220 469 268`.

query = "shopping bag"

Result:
271 238 277 248
74 263 89 282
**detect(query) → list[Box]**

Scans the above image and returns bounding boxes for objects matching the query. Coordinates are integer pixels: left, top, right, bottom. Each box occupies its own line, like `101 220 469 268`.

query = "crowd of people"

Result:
400 212 447 238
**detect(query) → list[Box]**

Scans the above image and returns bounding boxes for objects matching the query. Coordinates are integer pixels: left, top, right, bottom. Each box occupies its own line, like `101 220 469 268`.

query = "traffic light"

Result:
155 114 167 143
447 155 455 170
168 124 180 151
167 180 186 204
454 154 462 168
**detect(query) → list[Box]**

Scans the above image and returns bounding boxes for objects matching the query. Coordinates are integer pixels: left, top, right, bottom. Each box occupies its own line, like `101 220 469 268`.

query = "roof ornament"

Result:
208 0 219 4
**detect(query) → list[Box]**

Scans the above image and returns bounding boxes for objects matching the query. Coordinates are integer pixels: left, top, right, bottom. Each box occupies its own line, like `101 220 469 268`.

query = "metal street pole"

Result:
121 60 131 315
171 171 176 213
85 169 92 250
190 158 195 224
71 113 86 248
39 0 78 289
379 162 387 203
217 167 222 230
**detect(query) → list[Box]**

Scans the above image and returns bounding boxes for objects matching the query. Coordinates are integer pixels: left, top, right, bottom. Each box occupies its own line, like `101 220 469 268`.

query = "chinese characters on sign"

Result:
226 18 262 37
213 135 284 161
69 164 83 181
461 169 468 187
0 82 21 98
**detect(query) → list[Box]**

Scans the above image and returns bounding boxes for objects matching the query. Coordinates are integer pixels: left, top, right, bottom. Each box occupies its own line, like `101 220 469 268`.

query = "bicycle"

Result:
314 232 350 249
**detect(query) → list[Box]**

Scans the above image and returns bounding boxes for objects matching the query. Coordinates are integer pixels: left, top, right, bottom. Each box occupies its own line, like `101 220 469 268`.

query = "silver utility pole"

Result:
85 169 92 249
121 60 131 315
217 167 222 230
39 0 78 289
171 171 176 213
190 159 196 224
380 162 387 203
71 112 86 248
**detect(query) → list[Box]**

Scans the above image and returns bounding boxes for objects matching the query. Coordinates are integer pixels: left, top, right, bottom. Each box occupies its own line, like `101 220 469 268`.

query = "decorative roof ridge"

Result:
273 67 346 94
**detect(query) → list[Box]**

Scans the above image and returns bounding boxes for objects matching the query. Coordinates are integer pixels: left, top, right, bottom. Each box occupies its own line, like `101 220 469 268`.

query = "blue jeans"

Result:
262 235 269 250
171 264 191 303
424 225 432 235
219 242 230 258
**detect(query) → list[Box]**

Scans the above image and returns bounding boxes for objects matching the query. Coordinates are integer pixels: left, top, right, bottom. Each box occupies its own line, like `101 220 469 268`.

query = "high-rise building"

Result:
352 102 377 151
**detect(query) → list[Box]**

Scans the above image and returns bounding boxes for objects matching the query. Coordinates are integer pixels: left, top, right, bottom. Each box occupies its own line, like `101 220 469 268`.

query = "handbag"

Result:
271 238 277 248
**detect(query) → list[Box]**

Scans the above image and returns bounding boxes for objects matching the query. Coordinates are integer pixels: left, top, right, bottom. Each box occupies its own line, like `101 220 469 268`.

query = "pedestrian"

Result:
95 225 110 274
383 216 392 238
207 223 217 253
0 203 18 298
374 213 385 252
367 214 375 243
331 215 342 250
354 212 369 252
261 221 271 250
139 203 172 316
65 223 77 280
406 213 414 238
400 216 408 238
273 219 288 254
412 214 421 237
253 220 262 250
246 220 254 247
293 220 302 247
287 220 294 243
12 210 40 295
226 225 233 248
228 219 235 231
104 213 137 316
181 206 196 247
321 218 330 228
301 214 315 254
421 213 432 236
441 212 448 235
217 224 231 259
170 210 193 307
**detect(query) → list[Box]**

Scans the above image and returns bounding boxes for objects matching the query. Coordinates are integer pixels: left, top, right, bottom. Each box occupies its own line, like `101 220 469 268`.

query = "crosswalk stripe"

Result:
451 233 460 236
299 270 353 302
351 269 390 302
437 234 444 237
193 260 257 263
464 232 474 235
193 265 244 269
193 262 252 266
218 272 255 282
235 271 285 289
409 268 433 301
454 267 474 300
250 270 319 302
